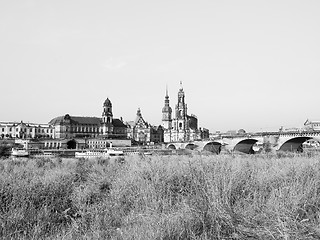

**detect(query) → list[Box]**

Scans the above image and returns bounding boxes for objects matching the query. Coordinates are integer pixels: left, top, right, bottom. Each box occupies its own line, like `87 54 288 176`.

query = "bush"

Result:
2 155 320 239
0 145 11 157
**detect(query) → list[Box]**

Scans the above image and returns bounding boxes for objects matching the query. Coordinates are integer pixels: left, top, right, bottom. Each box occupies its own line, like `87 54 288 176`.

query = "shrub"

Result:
2 154 320 239
0 145 11 157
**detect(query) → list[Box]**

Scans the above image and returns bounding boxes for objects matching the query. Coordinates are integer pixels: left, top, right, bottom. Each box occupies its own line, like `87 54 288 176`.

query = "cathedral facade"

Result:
162 83 201 143
126 108 164 144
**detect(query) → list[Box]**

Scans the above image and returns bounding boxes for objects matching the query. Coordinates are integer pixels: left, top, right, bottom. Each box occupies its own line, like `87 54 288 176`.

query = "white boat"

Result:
75 148 124 159
11 148 29 157
33 152 61 158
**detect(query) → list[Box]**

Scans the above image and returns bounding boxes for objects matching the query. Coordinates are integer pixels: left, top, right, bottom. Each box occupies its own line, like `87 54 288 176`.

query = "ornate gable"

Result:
134 108 148 128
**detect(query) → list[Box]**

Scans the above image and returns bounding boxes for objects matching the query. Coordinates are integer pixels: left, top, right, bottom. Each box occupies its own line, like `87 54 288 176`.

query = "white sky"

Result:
1 0 320 132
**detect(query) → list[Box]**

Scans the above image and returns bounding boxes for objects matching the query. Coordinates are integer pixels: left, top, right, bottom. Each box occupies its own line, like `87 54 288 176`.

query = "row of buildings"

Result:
1 83 210 149
0 122 55 139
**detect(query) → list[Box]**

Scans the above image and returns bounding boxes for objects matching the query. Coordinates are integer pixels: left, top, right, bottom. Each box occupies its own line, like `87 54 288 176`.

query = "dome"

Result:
162 105 172 113
103 98 112 106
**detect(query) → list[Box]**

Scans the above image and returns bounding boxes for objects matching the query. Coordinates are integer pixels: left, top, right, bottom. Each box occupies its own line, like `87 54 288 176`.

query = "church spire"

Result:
137 107 142 117
162 85 172 128
178 81 185 104
165 85 169 101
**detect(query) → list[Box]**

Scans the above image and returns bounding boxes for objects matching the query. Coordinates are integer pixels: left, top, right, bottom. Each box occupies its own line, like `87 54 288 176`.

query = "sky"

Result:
1 0 320 133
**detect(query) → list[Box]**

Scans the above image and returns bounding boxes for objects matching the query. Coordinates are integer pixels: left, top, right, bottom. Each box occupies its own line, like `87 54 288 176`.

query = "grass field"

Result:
1 152 320 239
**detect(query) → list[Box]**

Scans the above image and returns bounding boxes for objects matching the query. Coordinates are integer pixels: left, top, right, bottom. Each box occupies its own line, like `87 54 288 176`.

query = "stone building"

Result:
126 108 164 144
162 82 202 143
86 138 131 149
49 98 127 139
200 128 210 139
0 121 55 139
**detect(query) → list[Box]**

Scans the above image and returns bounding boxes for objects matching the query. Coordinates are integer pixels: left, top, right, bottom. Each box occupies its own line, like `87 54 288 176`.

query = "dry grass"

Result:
1 153 320 239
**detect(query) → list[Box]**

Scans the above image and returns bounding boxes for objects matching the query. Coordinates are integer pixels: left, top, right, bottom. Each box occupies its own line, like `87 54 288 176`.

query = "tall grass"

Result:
1 153 320 239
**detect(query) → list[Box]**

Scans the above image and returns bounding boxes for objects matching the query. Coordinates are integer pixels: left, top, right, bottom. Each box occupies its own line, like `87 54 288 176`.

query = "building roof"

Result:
49 115 127 127
304 119 320 125
70 116 101 125
103 98 112 106
112 118 127 128
0 121 53 128
49 115 101 125
187 114 197 120
125 121 135 128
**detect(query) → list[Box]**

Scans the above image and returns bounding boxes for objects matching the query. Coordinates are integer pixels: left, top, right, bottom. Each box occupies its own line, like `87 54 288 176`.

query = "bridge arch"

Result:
203 142 222 154
234 139 258 154
167 144 176 150
279 137 313 152
185 143 197 150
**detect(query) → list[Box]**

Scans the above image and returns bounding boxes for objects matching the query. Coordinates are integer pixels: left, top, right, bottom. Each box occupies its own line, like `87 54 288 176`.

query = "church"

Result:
126 108 164 144
162 82 204 143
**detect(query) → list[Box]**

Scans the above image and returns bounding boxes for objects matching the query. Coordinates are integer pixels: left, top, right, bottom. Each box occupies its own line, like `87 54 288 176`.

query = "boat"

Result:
32 151 62 158
11 148 29 157
121 147 154 156
75 148 124 159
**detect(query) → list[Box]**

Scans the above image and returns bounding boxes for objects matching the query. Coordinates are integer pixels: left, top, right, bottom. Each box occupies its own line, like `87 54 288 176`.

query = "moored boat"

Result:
11 148 29 157
75 148 124 159
32 151 62 158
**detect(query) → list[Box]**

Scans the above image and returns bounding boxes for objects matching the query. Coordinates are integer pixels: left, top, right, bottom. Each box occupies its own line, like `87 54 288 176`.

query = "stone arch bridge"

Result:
166 131 320 154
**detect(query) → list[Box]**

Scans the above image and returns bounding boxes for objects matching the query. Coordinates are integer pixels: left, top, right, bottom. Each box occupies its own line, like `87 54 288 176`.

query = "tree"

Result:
0 146 11 157
263 141 272 153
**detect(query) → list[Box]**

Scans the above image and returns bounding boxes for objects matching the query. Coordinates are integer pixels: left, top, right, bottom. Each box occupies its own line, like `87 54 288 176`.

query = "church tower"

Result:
162 86 172 130
162 82 199 143
101 98 113 135
175 81 188 131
